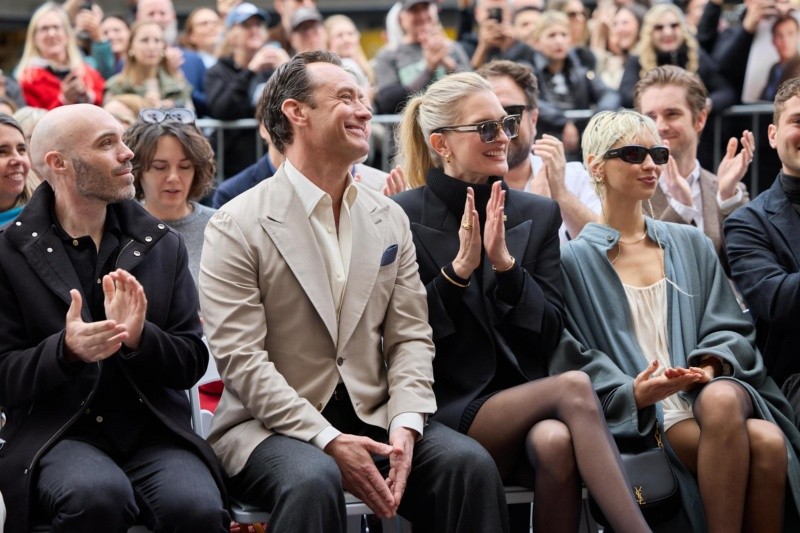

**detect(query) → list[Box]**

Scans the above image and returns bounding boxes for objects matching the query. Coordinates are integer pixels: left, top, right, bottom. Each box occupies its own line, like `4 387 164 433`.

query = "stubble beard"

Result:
72 156 135 204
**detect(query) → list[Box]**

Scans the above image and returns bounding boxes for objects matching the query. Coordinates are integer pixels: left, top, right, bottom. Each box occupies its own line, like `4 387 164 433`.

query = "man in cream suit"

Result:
199 51 508 532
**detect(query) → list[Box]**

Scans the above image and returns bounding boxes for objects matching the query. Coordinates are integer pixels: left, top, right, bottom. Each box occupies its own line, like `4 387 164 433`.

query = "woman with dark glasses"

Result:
123 109 215 284
553 109 800 531
391 72 649 533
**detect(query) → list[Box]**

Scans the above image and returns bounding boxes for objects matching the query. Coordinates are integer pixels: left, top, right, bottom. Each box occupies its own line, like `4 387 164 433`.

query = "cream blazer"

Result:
199 167 437 476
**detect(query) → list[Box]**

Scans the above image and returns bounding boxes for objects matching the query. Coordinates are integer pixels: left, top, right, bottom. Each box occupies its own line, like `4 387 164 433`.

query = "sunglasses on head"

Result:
432 114 521 143
139 108 196 125
604 145 669 165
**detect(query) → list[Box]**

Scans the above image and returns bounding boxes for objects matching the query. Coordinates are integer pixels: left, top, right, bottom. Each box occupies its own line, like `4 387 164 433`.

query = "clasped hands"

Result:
454 181 512 278
633 359 716 409
325 426 416 519
64 268 147 363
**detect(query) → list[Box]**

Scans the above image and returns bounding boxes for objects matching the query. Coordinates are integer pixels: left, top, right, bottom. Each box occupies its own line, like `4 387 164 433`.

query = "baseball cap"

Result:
290 7 323 32
225 2 270 30
401 0 437 10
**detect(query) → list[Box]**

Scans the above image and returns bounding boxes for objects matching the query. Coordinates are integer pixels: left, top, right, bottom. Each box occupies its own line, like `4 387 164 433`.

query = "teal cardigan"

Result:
551 218 800 532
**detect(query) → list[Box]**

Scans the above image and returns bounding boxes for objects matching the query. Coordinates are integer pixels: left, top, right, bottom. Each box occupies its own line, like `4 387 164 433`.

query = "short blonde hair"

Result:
394 72 493 189
582 109 661 195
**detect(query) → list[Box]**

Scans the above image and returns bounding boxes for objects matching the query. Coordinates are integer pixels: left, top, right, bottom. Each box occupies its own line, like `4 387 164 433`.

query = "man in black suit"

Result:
725 77 800 410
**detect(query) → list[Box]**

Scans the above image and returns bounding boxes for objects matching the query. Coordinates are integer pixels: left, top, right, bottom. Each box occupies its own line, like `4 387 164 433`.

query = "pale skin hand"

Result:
248 46 290 72
386 427 417 513
165 47 185 75
452 187 482 279
484 180 513 270
64 289 129 363
742 0 778 33
717 130 755 201
61 72 88 104
103 268 147 351
633 359 709 409
325 434 396 518
74 7 103 42
382 165 407 196
421 32 450 72
533 134 568 198
661 140 694 207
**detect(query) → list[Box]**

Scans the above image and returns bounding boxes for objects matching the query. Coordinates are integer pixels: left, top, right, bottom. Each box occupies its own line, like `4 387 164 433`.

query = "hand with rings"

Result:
453 187 482 279
484 180 513 271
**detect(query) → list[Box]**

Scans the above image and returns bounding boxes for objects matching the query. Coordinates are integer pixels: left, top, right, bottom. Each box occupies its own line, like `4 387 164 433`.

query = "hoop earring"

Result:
647 198 655 219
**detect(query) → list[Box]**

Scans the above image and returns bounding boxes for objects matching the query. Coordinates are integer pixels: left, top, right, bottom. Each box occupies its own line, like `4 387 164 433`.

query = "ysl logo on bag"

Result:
635 486 645 505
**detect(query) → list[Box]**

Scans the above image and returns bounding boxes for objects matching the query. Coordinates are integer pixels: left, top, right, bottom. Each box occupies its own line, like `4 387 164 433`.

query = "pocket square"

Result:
380 244 398 266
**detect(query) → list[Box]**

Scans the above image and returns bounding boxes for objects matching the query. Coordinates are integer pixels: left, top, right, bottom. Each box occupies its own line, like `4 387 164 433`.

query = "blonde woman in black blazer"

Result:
391 71 649 533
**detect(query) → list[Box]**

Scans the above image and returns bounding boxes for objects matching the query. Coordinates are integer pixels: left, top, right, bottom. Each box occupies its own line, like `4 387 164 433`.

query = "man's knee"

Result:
438 429 502 484
44 477 137 525
278 453 342 502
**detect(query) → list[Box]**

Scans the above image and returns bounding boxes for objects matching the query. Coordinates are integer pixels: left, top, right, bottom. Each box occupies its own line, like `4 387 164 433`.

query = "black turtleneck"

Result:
780 172 800 215
656 45 689 69
425 167 503 229
424 167 524 305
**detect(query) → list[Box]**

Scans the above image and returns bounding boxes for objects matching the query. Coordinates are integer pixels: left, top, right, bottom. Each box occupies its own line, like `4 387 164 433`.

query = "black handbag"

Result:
590 423 681 525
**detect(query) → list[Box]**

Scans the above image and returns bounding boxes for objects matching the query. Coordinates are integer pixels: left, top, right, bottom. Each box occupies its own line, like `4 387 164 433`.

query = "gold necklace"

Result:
607 221 647 264
618 232 648 246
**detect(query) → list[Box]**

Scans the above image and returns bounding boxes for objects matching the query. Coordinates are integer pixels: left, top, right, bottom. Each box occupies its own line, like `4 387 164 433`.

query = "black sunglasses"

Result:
139 108 196 125
653 22 680 32
432 115 521 143
503 105 530 117
604 145 669 165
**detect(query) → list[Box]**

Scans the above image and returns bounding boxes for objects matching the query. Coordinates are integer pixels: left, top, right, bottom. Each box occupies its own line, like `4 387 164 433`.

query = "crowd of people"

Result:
4 0 800 533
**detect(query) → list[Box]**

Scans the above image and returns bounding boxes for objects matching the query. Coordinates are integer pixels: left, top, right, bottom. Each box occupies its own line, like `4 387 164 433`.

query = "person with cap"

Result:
205 2 290 177
289 7 326 54
268 0 318 54
373 0 472 114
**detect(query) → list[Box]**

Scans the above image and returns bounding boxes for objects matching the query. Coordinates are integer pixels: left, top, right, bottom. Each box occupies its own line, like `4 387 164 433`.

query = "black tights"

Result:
467 371 650 533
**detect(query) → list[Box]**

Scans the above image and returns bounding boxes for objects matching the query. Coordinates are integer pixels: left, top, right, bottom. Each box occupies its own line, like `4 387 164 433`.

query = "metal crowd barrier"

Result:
198 104 777 194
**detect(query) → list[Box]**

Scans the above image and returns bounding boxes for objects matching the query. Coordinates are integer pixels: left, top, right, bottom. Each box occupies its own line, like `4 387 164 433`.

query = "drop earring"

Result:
445 153 452 163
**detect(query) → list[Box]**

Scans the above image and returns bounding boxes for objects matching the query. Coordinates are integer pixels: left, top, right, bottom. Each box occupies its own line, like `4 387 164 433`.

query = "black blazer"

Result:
0 183 227 532
724 176 800 387
392 186 565 429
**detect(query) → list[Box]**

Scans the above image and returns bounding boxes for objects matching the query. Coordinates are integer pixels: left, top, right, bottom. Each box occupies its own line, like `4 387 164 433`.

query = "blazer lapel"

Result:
765 179 800 267
259 171 338 344
698 169 722 250
337 195 386 351
413 188 491 337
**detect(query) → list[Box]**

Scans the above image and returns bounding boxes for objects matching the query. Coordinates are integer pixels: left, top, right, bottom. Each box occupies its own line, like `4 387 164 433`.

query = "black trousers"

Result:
230 386 510 533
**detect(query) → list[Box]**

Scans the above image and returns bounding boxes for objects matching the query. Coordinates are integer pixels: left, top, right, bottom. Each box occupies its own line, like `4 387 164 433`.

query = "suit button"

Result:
337 357 344 366
95 416 103 423
85 408 91 415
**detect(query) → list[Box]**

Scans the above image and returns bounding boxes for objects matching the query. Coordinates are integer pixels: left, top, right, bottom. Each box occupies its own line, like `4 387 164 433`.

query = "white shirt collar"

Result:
284 158 358 218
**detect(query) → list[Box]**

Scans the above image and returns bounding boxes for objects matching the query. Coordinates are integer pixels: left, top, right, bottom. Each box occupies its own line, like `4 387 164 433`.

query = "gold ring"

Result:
461 223 473 230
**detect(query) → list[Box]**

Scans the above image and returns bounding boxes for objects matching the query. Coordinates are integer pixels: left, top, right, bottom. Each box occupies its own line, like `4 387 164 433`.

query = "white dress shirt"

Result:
284 159 424 449
525 154 602 244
